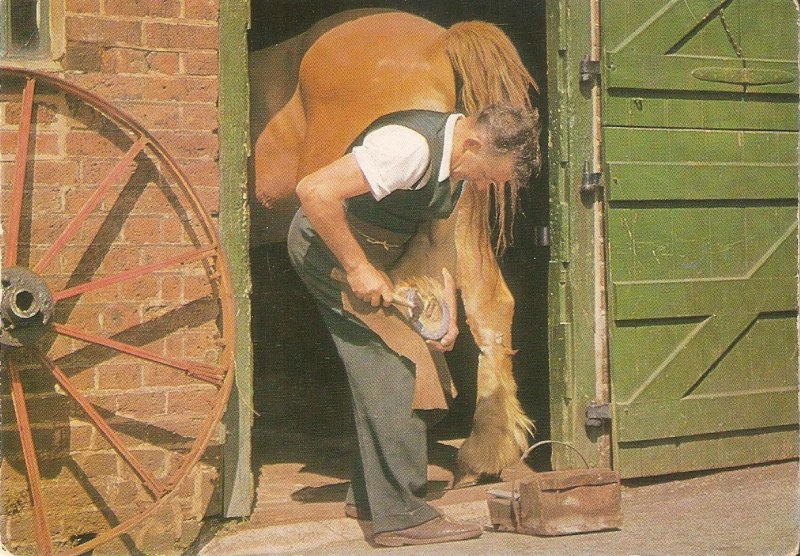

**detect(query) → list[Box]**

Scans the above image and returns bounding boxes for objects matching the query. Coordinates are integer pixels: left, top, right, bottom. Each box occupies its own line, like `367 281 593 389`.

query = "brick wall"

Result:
1 2 226 554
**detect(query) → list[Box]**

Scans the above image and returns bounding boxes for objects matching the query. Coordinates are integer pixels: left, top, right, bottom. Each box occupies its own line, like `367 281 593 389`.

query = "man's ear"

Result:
463 136 482 153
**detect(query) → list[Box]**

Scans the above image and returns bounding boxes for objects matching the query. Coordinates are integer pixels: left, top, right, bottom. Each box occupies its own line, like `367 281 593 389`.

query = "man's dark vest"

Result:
344 110 463 235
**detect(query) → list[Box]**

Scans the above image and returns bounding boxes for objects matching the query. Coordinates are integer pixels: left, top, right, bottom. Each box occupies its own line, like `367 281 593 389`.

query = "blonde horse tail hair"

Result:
444 20 537 113
444 21 541 254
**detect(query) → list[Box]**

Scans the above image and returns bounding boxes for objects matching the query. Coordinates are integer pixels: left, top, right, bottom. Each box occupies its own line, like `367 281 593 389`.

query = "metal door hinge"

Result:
580 160 602 194
534 226 550 247
579 56 601 84
585 402 611 427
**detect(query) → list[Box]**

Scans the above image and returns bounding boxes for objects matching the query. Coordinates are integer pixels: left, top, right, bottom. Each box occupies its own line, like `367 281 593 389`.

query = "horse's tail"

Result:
443 21 541 253
444 21 538 113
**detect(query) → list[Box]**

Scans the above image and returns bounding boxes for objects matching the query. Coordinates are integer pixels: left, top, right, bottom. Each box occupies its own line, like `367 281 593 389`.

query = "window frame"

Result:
1 0 51 60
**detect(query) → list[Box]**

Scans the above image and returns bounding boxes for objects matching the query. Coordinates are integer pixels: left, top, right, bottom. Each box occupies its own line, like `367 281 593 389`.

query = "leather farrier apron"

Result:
339 109 464 410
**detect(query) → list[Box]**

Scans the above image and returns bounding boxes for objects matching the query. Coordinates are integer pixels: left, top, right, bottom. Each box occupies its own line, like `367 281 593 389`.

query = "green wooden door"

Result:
602 0 799 478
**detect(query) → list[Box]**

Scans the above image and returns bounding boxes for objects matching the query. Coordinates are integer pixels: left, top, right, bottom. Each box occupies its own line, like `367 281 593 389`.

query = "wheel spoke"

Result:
52 245 217 302
52 323 224 385
34 349 167 498
5 77 36 267
6 356 54 555
33 135 148 274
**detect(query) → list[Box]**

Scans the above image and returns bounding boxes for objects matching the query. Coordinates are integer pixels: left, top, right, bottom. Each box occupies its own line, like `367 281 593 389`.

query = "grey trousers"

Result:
287 209 440 533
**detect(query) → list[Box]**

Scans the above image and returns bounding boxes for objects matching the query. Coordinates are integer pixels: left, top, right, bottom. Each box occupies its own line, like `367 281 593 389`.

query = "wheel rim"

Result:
1 67 235 555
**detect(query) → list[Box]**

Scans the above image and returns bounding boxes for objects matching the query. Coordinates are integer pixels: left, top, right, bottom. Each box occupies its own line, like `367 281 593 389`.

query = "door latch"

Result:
579 56 601 84
580 160 602 194
585 402 611 427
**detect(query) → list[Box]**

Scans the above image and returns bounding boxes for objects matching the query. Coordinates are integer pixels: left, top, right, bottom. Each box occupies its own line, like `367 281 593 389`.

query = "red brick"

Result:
161 275 182 299
185 0 218 20
179 104 218 131
187 347 224 371
143 22 217 50
117 391 167 417
138 245 187 266
137 103 183 130
182 275 213 300
3 129 59 156
5 99 59 125
129 448 167 476
99 302 142 330
96 246 141 273
104 0 180 18
76 452 119 476
182 51 218 76
164 333 184 357
142 131 214 163
29 215 70 242
64 73 145 101
142 76 217 103
34 132 61 157
193 186 219 215
69 424 95 451
152 131 218 160
66 0 101 13
66 129 129 158
97 362 142 390
32 160 80 185
84 396 121 421
71 282 123 303
119 274 160 300
181 159 219 188
156 410 209 440
160 218 186 243
146 51 180 74
30 185 64 214
122 216 163 244
79 159 136 186
100 47 148 74
142 365 197 387
128 186 169 215
134 500 182 550
63 185 96 214
63 41 103 70
66 15 142 46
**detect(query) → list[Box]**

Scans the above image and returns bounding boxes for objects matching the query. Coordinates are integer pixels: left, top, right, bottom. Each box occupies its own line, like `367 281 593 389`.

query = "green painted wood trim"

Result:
603 93 799 132
218 0 254 518
616 391 799 442
613 277 797 321
604 128 799 163
546 0 602 470
607 163 798 201
604 0 726 55
607 55 798 94
615 425 798 478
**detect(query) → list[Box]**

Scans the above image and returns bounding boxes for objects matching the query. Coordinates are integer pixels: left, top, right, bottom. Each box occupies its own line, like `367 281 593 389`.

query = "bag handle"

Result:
520 440 590 469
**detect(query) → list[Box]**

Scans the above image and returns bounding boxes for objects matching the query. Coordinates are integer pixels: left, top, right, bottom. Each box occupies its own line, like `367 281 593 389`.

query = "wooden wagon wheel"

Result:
0 67 235 555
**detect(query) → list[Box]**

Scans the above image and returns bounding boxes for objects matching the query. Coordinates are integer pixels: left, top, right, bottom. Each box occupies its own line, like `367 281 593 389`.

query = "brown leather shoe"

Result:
344 504 372 520
372 515 482 547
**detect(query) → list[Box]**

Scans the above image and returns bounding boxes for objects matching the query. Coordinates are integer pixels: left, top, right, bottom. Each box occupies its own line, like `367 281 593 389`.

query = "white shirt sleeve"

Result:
351 125 431 201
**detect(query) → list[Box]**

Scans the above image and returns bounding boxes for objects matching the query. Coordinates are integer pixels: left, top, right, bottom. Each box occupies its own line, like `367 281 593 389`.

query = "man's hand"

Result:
426 268 459 352
347 262 394 308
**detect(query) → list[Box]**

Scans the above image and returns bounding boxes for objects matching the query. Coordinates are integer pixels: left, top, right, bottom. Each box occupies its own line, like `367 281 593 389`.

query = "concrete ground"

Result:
196 459 798 556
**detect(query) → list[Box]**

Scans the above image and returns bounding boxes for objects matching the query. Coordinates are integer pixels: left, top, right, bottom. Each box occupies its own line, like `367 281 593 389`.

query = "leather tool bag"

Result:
487 441 622 536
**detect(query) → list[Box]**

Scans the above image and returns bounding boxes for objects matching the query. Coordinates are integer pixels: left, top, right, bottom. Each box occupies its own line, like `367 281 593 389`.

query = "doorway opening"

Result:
247 0 549 524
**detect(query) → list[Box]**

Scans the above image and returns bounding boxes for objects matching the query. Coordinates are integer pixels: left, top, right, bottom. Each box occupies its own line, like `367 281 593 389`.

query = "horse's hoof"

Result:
450 472 479 489
450 471 501 489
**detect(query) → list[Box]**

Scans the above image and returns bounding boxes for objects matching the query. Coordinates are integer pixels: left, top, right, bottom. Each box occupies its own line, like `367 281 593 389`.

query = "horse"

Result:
249 9 541 486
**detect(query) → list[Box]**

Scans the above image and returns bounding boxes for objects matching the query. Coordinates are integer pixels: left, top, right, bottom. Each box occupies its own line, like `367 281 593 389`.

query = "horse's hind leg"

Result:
452 187 533 486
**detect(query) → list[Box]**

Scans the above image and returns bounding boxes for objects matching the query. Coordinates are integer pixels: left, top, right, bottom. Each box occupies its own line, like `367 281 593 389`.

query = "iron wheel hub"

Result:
1 266 54 347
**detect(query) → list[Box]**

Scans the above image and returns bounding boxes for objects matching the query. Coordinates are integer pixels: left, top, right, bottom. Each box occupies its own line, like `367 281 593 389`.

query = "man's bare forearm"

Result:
297 182 368 273
295 154 394 306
